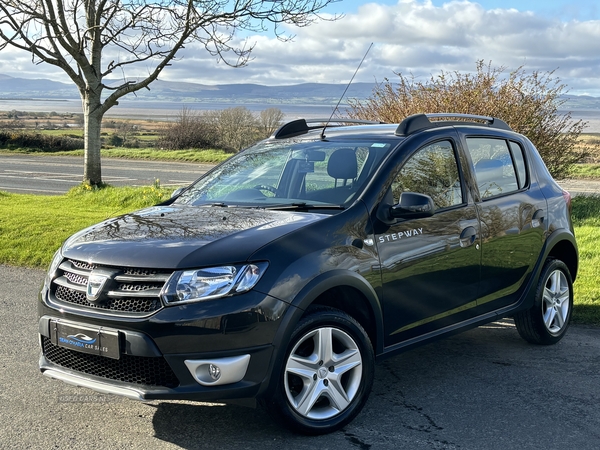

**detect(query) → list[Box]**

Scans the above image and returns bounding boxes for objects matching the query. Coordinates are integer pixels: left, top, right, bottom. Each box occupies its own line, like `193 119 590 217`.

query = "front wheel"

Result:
514 258 573 345
266 307 374 434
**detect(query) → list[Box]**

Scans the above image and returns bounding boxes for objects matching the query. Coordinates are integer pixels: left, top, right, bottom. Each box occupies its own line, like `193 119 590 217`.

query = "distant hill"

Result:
0 74 79 99
561 94 600 110
0 74 599 110
0 74 377 105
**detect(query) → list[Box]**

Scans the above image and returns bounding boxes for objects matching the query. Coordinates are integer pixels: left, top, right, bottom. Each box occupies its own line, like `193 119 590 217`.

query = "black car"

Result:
39 113 578 434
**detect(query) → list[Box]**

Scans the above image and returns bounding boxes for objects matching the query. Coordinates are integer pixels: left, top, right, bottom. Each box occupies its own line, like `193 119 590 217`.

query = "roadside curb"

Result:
558 179 600 196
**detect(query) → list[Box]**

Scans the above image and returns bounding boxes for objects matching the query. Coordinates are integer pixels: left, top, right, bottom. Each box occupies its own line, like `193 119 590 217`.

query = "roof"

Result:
272 113 513 140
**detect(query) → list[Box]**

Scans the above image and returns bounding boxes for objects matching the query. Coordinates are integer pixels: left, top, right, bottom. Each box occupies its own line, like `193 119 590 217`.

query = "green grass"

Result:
0 146 231 163
568 163 600 180
0 184 173 267
38 129 84 138
127 133 160 142
0 188 598 324
571 195 600 325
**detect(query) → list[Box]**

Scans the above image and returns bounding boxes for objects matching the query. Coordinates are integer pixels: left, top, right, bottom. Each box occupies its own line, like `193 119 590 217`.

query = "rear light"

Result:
562 190 572 214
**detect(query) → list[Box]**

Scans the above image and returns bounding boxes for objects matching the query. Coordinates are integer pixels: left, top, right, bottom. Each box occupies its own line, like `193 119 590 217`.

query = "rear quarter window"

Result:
509 141 528 188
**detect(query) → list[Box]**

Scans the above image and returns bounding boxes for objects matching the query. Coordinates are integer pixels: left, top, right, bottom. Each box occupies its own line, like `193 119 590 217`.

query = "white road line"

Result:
0 174 81 184
4 171 137 181
0 174 140 184
0 186 65 194
3 172 82 180
1 157 206 174
4 170 80 176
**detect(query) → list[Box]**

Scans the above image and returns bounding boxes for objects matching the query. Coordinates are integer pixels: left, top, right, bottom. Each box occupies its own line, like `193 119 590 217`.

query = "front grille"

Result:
55 286 162 313
42 337 179 388
50 259 170 316
70 260 96 271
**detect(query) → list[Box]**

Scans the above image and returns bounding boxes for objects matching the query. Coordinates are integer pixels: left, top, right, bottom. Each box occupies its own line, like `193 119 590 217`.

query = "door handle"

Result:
459 226 477 248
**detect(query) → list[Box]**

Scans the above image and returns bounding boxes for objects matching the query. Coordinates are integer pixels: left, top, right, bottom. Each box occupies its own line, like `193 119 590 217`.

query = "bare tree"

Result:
0 0 336 185
259 107 285 136
212 106 259 152
158 105 215 150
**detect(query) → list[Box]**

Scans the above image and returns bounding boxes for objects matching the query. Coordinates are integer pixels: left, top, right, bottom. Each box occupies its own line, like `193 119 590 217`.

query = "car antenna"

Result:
320 42 373 140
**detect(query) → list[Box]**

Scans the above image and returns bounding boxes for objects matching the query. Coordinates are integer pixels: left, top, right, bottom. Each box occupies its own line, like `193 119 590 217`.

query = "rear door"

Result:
460 132 547 312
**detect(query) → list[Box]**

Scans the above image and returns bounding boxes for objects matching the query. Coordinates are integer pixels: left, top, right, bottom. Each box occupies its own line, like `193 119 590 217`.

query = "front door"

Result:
376 139 481 347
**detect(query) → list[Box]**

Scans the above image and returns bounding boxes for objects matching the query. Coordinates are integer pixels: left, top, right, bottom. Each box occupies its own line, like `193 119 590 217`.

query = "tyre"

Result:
514 258 573 345
266 307 374 435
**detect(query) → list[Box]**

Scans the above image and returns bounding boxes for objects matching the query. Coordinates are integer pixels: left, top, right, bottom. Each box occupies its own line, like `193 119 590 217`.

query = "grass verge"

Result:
571 195 600 325
568 163 600 180
0 184 172 267
0 188 598 324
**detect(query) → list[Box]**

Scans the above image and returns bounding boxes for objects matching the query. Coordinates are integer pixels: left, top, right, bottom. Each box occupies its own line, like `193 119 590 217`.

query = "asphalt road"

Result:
0 154 214 195
1 264 599 449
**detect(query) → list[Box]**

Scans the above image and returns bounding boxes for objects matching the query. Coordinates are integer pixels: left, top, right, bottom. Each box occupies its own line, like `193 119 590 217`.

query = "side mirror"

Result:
390 192 435 219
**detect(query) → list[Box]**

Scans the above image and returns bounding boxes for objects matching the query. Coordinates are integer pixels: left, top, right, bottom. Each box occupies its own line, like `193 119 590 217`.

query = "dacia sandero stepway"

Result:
39 114 578 434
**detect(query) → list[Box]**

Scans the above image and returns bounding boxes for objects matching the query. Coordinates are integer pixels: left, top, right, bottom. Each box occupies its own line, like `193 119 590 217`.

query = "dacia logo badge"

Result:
87 273 109 302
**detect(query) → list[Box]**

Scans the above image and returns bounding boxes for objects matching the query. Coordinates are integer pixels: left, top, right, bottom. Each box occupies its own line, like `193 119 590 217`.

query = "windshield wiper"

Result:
265 202 346 211
210 202 229 207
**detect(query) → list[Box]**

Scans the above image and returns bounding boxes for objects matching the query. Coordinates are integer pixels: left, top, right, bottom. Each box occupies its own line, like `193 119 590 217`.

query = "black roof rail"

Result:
395 113 512 136
273 118 384 139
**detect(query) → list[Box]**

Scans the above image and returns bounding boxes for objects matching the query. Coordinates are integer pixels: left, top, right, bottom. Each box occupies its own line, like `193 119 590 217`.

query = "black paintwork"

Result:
61 205 327 268
38 118 578 404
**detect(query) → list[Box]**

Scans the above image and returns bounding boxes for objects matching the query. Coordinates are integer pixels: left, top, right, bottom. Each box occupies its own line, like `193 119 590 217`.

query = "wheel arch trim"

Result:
257 270 384 398
506 228 578 317
542 228 578 281
291 270 384 352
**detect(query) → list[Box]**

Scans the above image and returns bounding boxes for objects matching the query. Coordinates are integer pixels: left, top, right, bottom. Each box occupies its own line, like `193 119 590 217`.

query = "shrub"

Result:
158 106 284 152
205 106 261 152
0 130 84 151
157 106 216 150
347 61 595 179
107 133 124 147
258 107 285 136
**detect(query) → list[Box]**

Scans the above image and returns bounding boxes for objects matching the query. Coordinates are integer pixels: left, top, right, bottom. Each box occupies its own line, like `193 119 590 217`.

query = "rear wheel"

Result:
266 307 374 434
514 258 573 345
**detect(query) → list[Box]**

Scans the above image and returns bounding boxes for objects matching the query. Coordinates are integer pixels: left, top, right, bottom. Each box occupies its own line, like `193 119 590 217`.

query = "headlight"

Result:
44 249 63 288
161 262 268 304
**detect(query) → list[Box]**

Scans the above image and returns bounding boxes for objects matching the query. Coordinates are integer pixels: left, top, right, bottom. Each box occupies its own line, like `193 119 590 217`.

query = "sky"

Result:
1 0 600 95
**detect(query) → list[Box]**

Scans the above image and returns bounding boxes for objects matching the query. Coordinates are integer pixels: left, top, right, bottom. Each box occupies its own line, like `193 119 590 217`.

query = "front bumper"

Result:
39 338 274 402
38 288 291 403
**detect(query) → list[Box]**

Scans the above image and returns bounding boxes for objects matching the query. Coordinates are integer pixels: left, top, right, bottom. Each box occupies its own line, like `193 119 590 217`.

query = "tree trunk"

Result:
82 92 104 186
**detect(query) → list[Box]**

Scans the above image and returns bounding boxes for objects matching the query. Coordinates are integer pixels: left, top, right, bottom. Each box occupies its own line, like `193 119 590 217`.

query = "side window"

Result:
509 141 528 188
466 138 519 199
392 140 463 210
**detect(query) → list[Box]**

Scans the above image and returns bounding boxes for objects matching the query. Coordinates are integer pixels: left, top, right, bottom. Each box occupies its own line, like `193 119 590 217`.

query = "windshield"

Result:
175 139 393 209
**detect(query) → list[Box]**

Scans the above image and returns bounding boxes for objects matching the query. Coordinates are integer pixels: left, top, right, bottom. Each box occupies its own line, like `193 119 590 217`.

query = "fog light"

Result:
184 355 251 386
209 364 221 381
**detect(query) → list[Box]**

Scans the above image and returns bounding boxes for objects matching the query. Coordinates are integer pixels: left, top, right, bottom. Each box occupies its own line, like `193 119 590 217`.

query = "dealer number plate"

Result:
51 320 120 360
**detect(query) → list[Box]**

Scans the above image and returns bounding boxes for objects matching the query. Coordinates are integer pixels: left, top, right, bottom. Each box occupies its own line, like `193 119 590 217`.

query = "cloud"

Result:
1 0 600 94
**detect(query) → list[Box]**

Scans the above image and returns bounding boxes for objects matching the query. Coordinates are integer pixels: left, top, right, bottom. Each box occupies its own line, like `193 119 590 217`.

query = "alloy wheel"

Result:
542 269 570 335
284 326 363 420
